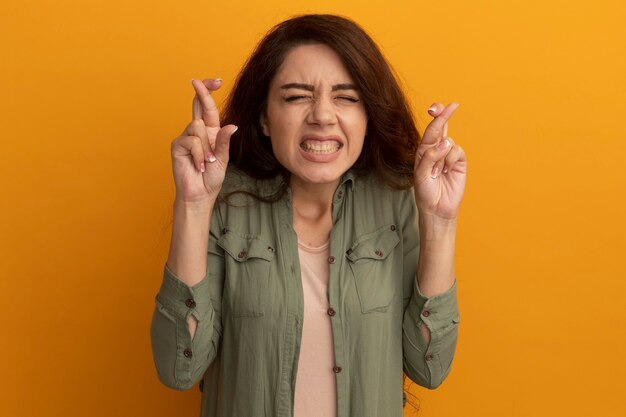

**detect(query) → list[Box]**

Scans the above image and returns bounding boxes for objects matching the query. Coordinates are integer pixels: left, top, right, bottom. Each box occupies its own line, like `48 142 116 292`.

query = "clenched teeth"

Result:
300 141 342 153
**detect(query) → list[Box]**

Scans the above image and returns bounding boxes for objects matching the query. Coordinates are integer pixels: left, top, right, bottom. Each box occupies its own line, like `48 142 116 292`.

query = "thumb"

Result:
416 138 451 180
212 125 237 164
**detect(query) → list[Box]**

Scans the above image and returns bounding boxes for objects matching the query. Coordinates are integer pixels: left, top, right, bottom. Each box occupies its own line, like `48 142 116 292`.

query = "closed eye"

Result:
336 96 360 103
284 95 311 102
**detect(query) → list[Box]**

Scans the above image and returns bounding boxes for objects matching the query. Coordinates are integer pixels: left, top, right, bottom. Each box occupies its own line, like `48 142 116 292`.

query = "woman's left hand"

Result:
414 102 467 220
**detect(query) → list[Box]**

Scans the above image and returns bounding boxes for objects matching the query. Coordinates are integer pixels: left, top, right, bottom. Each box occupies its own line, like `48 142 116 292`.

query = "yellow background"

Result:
1 0 625 416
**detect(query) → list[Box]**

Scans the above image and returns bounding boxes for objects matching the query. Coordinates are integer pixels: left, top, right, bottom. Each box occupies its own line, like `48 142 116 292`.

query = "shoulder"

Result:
212 166 286 236
220 166 257 195
218 166 285 206
352 172 414 208
346 171 417 234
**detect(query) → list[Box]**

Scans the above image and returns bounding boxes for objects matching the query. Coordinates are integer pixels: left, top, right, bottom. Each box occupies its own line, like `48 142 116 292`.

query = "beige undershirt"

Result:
294 239 337 417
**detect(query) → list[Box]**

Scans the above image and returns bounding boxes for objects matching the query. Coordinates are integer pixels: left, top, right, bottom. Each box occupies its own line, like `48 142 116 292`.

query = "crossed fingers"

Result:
417 102 465 179
191 78 222 128
182 79 225 168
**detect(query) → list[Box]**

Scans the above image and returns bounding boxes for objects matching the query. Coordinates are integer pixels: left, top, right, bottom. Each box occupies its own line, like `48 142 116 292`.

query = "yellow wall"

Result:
1 0 624 416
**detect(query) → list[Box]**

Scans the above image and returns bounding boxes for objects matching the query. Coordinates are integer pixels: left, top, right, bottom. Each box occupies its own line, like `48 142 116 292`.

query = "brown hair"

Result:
221 14 420 196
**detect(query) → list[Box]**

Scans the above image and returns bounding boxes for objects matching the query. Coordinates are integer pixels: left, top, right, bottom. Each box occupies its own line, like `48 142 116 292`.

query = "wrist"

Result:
174 197 216 214
418 213 457 243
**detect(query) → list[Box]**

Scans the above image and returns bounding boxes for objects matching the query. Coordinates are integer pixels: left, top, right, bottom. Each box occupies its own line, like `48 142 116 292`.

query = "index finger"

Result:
191 78 222 128
421 102 459 146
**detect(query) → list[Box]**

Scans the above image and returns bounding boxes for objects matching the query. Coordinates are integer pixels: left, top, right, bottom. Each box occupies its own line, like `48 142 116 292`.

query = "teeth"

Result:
300 141 341 153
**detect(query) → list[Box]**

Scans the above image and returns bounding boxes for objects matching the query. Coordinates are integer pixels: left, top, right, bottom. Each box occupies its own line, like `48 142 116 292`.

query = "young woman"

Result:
151 14 465 417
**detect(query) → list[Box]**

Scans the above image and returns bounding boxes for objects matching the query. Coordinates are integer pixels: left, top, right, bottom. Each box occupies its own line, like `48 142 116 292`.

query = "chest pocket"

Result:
218 231 275 318
346 224 400 313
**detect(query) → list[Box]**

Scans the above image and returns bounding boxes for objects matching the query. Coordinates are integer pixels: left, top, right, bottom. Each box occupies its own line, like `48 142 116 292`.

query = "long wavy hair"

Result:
221 14 420 198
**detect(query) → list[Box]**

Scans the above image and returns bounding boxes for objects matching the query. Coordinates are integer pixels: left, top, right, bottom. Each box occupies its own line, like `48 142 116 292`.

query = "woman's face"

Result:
262 43 368 188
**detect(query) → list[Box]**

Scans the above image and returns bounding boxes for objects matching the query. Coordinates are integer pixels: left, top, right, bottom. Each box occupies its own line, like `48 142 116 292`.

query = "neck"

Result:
289 177 339 216
289 177 339 247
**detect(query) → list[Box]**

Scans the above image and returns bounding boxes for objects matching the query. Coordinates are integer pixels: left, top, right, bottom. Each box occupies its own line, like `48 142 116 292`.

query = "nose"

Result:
307 96 337 126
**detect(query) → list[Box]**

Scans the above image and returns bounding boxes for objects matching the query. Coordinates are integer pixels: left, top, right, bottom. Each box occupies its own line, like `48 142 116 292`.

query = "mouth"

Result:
299 136 343 154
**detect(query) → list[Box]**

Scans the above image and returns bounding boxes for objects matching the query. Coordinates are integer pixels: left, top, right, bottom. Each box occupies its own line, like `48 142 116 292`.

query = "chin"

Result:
293 169 345 186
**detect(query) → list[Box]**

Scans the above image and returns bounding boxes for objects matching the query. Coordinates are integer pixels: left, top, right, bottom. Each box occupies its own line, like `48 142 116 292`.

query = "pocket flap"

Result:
217 231 275 262
346 224 400 262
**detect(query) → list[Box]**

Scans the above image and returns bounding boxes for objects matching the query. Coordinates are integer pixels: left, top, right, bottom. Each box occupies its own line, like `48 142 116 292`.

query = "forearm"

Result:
409 214 457 345
167 199 215 287
151 266 220 389
166 199 216 339
402 269 459 389
417 214 457 297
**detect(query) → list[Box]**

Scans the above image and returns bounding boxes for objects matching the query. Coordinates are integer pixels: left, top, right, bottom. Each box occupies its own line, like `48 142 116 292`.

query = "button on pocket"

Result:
346 224 400 313
218 231 275 317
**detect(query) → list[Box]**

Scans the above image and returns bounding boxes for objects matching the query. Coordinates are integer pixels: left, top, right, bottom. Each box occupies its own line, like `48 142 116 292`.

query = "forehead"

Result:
271 43 355 85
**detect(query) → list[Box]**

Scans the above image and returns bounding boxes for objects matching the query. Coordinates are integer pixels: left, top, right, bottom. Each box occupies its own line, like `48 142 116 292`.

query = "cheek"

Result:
266 106 303 135
269 137 293 171
342 110 368 136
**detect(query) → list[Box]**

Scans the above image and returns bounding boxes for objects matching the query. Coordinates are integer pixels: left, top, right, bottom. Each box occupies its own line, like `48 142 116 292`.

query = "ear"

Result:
260 114 270 137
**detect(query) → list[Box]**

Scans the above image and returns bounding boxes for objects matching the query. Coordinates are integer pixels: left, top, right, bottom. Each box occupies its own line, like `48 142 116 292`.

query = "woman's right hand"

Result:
171 78 238 204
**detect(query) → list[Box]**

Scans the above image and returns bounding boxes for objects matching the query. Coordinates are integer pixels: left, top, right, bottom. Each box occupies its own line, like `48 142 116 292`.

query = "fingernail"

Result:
428 106 437 114
231 126 239 134
200 162 206 173
438 139 450 150
443 167 449 174
215 78 223 84
208 154 217 163
191 79 196 84
431 166 440 179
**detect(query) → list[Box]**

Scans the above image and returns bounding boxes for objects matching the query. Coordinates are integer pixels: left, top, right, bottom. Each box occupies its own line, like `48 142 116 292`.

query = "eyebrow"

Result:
279 83 358 92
